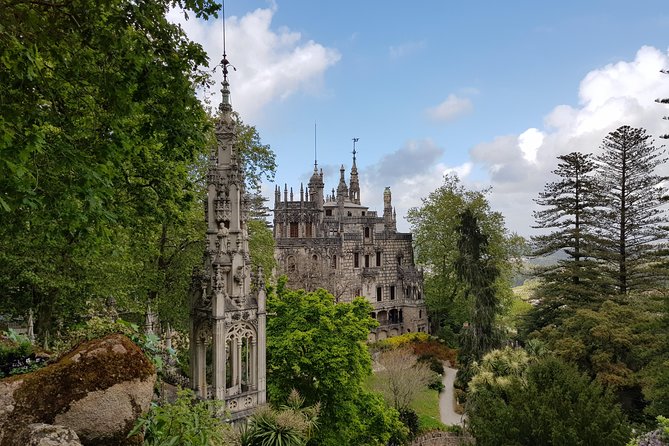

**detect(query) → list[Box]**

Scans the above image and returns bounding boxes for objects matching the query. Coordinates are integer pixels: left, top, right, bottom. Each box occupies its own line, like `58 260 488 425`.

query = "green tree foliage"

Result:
467 353 631 446
248 219 276 281
266 279 407 446
455 207 504 383
407 174 521 345
0 0 277 336
0 0 220 335
536 296 667 423
595 126 668 295
528 152 606 333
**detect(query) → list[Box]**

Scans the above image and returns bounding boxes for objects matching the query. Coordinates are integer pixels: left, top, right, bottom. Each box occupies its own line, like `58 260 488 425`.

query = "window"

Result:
376 252 382 267
397 255 403 265
354 252 359 268
362 211 366 216
364 227 370 238
287 256 296 272
419 310 422 319
376 287 382 302
356 288 362 297
364 254 370 268
347 211 352 217
312 254 318 262
305 224 312 237
325 209 332 216
390 285 395 300
290 222 298 238
331 255 337 269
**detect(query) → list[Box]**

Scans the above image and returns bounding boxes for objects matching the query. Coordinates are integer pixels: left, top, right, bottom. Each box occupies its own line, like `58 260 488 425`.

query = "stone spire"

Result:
336 165 348 202
189 16 266 418
349 138 360 204
383 187 396 232
308 164 324 210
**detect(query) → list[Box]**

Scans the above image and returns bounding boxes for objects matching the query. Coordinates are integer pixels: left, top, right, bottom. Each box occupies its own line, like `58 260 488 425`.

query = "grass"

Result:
410 385 448 432
366 372 448 433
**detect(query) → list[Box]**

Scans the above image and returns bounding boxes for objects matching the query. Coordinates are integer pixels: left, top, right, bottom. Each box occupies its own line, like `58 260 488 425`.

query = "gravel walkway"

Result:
439 364 464 426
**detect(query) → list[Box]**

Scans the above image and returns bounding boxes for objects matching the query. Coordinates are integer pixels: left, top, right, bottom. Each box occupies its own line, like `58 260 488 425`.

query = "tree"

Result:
595 126 668 295
536 297 667 423
467 353 631 446
407 174 520 344
455 207 504 382
525 152 606 334
266 279 407 446
0 0 277 335
372 348 435 411
0 0 221 335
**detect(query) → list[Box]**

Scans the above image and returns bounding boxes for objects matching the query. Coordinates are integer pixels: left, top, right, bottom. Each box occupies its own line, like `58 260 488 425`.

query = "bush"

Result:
398 408 420 440
129 388 228 446
0 329 46 377
467 355 631 446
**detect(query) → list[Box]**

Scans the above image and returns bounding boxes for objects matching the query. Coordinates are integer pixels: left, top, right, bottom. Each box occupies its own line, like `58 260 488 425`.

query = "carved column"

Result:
250 337 257 390
212 319 226 400
196 338 207 398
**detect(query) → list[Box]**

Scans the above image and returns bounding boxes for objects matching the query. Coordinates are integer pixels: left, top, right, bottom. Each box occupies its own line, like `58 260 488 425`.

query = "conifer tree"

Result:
526 152 605 333
595 126 668 295
456 207 503 383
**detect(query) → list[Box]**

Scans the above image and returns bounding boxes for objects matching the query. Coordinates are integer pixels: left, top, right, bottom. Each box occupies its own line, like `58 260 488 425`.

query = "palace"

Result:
273 150 429 341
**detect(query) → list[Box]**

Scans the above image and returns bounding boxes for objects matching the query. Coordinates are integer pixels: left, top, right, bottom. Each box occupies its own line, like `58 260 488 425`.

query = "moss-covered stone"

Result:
0 334 156 446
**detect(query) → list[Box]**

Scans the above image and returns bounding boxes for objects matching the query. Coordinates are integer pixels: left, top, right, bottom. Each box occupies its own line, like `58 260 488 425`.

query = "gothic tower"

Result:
189 47 266 420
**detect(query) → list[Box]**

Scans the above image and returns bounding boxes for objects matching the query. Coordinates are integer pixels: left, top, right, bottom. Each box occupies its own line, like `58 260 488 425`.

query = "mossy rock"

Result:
0 334 156 446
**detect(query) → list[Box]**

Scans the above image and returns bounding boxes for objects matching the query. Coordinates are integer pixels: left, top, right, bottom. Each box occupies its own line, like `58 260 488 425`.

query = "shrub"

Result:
129 388 228 446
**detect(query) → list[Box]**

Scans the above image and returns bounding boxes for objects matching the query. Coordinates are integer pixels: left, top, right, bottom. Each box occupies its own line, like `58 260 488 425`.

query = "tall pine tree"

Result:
526 152 605 333
595 126 668 295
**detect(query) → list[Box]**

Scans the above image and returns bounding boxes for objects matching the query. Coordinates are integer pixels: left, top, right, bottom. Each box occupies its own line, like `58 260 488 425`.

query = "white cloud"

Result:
167 4 340 121
426 94 474 122
518 128 544 164
389 40 426 59
356 139 473 232
469 45 669 236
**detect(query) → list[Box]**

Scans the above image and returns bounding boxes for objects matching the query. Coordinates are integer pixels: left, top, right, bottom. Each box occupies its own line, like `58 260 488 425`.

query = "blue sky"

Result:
169 1 669 236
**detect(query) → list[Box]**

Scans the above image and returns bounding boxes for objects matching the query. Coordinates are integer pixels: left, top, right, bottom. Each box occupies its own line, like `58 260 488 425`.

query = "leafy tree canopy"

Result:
266 278 407 446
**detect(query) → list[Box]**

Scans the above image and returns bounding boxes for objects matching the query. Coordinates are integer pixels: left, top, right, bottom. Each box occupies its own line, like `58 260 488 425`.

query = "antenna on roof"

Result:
314 122 318 170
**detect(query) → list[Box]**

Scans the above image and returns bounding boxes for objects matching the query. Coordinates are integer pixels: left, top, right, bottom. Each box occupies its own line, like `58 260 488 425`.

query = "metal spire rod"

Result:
222 1 229 80
352 137 359 161
314 122 318 169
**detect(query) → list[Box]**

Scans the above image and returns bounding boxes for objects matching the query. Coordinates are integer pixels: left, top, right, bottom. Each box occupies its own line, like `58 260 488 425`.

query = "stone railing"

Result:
410 431 475 446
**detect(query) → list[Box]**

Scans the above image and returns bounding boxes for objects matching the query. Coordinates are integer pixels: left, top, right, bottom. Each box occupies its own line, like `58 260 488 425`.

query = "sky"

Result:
168 1 669 237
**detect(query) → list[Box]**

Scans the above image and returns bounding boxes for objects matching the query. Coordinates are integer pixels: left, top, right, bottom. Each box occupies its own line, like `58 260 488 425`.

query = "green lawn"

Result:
366 373 447 432
410 385 447 432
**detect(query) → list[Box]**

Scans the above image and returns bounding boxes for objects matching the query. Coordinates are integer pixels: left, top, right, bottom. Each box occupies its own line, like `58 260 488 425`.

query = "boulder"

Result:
14 423 82 446
0 334 156 446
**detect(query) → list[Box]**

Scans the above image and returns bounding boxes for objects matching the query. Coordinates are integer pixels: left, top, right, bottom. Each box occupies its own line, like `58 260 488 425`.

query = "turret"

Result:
336 165 348 204
308 165 324 210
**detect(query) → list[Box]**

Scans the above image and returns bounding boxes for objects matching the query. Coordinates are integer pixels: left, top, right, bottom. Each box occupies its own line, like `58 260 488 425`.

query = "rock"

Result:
0 334 156 446
14 423 82 446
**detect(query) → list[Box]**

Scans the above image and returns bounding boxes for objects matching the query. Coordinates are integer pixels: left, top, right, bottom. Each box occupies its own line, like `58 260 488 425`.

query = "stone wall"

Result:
411 431 475 446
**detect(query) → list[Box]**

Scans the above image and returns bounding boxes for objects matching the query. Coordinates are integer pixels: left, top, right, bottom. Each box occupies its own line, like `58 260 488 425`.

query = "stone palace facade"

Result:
273 152 429 341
